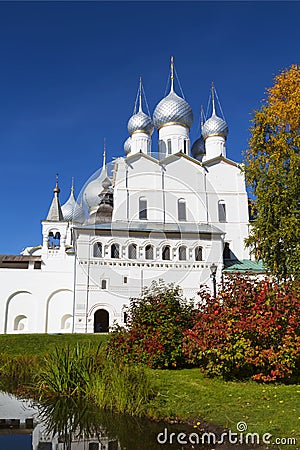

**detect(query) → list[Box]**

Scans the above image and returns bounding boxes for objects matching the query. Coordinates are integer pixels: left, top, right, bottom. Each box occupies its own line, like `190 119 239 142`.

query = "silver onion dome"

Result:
83 167 109 211
202 113 228 140
127 110 154 136
191 136 205 159
124 136 132 155
153 91 194 130
61 190 86 224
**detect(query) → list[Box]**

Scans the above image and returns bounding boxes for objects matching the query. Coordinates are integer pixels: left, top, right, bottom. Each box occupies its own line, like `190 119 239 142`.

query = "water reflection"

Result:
35 397 198 450
0 393 202 450
0 393 263 450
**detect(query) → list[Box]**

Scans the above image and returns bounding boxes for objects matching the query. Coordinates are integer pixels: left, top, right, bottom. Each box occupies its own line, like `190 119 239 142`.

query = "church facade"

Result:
0 60 256 334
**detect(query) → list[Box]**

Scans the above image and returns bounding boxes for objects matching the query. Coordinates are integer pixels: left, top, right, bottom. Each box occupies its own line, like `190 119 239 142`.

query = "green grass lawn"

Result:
0 333 107 355
1 335 299 447
149 368 300 447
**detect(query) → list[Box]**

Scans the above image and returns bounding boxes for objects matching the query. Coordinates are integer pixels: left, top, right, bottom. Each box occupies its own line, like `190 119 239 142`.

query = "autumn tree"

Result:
244 64 300 280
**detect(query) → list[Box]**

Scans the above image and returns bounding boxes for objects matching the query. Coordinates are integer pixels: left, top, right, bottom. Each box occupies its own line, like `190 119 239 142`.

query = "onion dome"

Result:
61 184 86 224
128 111 154 136
153 57 193 130
191 136 205 159
127 77 154 136
202 113 228 140
153 91 193 130
124 136 132 155
83 152 109 211
202 83 228 140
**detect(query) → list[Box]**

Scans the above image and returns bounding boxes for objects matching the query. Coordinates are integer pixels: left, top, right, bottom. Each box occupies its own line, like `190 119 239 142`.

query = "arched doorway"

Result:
94 309 109 333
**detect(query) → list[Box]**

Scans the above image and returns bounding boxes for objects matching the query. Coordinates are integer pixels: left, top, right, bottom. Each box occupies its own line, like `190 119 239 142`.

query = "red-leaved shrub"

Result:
183 276 300 382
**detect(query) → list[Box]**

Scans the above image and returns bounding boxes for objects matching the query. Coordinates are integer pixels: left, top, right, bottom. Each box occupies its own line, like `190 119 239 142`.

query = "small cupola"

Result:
202 83 228 161
61 179 86 224
125 78 153 156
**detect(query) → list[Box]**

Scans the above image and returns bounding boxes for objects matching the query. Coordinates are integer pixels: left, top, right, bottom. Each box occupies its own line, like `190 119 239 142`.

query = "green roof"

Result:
223 259 265 273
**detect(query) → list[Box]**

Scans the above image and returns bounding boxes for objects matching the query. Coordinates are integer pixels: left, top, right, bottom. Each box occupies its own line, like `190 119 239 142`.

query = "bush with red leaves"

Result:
183 276 300 382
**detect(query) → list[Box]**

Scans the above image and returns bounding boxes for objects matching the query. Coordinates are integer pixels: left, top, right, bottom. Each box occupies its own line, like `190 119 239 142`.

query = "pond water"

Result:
0 392 264 450
0 391 208 450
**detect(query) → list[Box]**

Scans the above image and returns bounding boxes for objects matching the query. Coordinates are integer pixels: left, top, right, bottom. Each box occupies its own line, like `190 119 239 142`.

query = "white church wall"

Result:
204 160 250 260
46 289 73 333
0 261 74 334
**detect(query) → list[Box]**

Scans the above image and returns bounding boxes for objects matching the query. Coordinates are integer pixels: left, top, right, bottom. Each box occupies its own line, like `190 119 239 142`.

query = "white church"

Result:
0 59 263 334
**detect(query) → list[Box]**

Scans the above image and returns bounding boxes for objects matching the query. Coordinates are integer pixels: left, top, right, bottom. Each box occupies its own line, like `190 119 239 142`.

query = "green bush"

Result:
183 276 300 382
108 280 194 369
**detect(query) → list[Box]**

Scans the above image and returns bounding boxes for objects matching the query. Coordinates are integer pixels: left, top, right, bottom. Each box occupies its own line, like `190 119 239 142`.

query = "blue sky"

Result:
0 1 299 254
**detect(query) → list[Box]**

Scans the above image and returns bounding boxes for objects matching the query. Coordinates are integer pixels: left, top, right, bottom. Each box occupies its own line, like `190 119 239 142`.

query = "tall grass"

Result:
0 353 40 391
36 344 156 416
88 358 156 416
0 340 155 417
37 343 102 397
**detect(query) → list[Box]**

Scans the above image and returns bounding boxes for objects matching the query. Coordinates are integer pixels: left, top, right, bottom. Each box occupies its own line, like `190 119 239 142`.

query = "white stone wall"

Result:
0 253 74 334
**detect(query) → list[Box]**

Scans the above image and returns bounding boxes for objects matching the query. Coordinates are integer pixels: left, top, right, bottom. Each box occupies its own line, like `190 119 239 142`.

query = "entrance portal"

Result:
94 309 109 333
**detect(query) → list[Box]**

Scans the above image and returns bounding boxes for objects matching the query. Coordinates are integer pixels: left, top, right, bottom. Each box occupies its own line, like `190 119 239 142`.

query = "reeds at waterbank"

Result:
0 343 155 417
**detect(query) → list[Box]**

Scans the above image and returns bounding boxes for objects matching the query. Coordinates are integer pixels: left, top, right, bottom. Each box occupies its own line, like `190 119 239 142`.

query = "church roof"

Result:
46 178 64 222
223 259 265 273
0 255 41 261
74 221 223 235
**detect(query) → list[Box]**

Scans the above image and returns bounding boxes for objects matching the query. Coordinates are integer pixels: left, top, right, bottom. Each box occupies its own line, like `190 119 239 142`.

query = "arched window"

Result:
54 232 61 248
93 242 102 258
195 246 203 261
167 139 172 155
159 140 166 156
178 198 187 221
178 246 187 261
101 279 107 289
111 243 120 259
128 243 137 259
139 197 147 220
145 244 154 260
218 200 226 222
48 232 54 248
162 245 171 261
48 231 60 249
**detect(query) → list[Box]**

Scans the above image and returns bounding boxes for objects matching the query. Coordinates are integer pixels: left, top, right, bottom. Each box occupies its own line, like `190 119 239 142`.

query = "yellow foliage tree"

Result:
244 64 300 280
